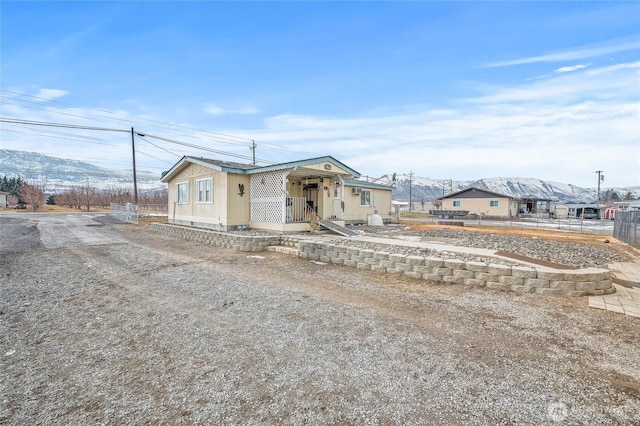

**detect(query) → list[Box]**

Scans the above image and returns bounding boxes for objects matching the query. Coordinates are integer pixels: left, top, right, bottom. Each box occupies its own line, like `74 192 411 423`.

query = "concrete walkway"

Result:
589 260 640 318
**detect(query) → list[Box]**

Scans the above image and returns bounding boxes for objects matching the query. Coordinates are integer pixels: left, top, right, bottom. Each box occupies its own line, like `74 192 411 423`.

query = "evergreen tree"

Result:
0 177 24 196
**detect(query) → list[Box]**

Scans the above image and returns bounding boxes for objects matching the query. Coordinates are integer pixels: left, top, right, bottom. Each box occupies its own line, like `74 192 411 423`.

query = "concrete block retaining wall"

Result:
149 223 615 297
297 241 616 297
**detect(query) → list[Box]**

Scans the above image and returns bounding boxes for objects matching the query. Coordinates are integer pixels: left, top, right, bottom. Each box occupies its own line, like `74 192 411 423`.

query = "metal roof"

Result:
161 155 361 182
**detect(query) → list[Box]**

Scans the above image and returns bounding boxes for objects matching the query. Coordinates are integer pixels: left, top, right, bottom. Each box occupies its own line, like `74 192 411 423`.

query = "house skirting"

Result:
249 221 312 233
169 218 242 232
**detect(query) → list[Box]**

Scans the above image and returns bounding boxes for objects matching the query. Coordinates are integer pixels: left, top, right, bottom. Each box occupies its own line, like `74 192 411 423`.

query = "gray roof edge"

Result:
247 156 361 177
161 155 362 181
437 186 517 200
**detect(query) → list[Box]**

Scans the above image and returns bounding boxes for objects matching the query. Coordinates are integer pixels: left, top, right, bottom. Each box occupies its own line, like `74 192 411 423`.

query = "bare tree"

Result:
20 180 47 212
79 180 97 212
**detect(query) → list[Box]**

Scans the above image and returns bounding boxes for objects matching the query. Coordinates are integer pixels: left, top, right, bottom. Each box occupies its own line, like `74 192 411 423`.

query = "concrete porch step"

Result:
267 246 300 256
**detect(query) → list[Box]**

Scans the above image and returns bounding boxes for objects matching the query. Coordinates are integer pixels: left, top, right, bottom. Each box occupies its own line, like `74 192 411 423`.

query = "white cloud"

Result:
555 63 590 73
241 59 639 187
2 58 637 188
204 105 259 115
35 88 69 101
484 37 640 68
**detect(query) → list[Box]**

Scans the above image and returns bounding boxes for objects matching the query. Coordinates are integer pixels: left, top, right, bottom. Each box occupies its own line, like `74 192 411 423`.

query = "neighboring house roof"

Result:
438 187 517 200
161 155 361 182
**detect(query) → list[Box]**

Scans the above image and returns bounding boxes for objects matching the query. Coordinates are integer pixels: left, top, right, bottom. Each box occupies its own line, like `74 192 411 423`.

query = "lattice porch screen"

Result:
250 171 288 223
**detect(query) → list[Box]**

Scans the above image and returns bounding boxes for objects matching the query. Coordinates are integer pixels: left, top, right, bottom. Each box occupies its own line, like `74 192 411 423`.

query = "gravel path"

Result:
1 214 639 424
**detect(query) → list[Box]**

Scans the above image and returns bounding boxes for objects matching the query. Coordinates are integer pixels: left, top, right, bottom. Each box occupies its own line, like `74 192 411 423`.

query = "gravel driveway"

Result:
1 214 639 425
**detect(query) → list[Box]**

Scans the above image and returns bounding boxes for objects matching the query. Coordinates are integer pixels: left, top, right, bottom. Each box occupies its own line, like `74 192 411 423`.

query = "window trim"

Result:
176 181 189 204
360 189 371 206
196 178 213 204
490 200 499 207
452 200 461 207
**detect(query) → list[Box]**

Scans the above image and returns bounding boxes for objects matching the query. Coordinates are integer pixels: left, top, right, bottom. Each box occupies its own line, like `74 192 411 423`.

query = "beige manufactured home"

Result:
439 187 519 217
161 156 393 232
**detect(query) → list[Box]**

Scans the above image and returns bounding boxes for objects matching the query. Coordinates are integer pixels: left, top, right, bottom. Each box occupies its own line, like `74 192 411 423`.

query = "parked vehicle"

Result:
581 208 598 219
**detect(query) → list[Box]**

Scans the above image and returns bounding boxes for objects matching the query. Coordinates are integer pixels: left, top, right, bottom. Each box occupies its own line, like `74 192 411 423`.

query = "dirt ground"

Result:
1 213 639 424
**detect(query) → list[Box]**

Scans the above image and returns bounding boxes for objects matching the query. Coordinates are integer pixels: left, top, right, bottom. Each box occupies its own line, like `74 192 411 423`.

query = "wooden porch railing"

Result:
286 197 310 223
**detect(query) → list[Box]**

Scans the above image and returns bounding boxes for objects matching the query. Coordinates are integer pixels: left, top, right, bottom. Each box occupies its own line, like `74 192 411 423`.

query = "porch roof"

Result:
246 156 360 179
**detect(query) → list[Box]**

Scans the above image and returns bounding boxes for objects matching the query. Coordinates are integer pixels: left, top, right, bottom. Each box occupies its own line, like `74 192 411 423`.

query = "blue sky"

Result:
1 1 639 188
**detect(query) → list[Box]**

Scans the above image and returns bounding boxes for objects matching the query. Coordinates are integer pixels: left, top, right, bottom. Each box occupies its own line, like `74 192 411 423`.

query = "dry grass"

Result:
137 216 168 226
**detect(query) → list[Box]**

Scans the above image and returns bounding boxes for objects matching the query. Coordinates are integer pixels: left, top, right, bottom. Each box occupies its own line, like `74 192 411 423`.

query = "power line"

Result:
136 135 182 158
139 132 277 165
1 116 278 166
0 117 128 133
1 90 256 144
1 91 301 158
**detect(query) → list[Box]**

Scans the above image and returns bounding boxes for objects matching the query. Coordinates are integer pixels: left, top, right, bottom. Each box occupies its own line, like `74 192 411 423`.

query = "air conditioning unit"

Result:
352 187 362 195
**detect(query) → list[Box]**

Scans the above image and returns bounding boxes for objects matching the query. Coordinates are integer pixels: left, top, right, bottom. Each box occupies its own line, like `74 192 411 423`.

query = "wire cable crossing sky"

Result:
1 1 638 188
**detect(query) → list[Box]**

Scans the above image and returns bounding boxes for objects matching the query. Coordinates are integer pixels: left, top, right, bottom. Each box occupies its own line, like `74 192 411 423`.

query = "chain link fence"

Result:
110 202 138 224
613 210 639 248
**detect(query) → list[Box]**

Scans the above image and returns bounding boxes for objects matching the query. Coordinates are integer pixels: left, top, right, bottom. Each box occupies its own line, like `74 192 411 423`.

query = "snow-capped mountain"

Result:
0 149 165 193
374 174 639 204
1 149 637 202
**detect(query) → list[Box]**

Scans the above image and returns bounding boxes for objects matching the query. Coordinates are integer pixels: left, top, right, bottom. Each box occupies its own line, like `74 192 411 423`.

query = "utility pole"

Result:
250 140 256 165
408 171 414 211
595 170 603 218
131 127 138 204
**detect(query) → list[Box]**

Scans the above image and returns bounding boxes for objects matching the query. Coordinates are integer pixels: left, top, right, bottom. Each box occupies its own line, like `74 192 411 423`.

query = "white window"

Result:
196 178 213 203
360 189 371 206
490 200 499 207
176 182 189 204
453 200 461 207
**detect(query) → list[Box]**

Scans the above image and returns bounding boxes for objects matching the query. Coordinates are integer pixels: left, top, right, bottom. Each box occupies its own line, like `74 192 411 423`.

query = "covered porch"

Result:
248 157 358 232
519 197 553 218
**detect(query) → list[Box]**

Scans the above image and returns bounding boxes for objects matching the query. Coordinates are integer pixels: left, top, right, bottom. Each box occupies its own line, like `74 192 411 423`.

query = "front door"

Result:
304 187 318 214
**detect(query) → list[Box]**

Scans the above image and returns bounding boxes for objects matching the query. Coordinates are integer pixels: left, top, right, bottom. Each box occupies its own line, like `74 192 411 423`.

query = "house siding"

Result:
441 197 517 217
342 185 393 223
168 163 238 230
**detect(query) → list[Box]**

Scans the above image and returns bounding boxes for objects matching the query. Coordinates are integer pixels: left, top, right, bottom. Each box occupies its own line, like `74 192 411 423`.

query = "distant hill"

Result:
375 174 639 204
0 149 164 193
1 149 637 202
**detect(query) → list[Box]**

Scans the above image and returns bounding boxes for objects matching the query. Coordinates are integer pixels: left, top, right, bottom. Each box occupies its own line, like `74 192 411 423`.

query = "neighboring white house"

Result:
0 191 9 209
160 156 393 232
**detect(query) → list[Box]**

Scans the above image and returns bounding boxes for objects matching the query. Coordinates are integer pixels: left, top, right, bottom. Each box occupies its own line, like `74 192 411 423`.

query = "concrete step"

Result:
267 246 299 256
